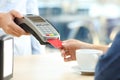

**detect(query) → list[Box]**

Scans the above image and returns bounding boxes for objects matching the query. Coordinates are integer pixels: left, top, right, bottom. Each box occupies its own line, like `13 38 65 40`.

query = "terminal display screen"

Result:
28 16 45 22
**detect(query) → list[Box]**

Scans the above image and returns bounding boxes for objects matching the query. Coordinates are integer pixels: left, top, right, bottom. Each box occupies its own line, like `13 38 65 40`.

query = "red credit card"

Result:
47 39 62 48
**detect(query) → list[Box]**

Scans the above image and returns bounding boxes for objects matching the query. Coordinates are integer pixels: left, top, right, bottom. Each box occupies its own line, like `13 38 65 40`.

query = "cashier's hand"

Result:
0 10 29 37
60 39 82 62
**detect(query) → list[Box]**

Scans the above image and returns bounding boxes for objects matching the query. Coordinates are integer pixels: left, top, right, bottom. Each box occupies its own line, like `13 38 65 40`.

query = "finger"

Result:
61 42 68 50
61 49 70 57
11 32 21 37
10 21 28 35
64 50 76 61
60 45 69 56
64 56 72 62
10 10 23 18
70 50 76 60
4 28 21 37
61 49 65 57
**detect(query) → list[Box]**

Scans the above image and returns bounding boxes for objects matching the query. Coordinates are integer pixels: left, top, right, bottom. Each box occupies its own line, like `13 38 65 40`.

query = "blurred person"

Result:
89 0 120 44
0 0 45 56
60 30 120 80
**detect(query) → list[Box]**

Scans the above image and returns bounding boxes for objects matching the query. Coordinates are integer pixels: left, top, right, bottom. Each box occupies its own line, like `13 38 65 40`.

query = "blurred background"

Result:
37 0 120 49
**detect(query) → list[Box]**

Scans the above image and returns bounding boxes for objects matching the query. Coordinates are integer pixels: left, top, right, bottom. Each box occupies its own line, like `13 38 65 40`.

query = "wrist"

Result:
77 41 92 49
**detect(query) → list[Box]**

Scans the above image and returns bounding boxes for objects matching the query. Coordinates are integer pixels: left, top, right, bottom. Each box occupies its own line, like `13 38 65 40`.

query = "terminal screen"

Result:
28 16 45 22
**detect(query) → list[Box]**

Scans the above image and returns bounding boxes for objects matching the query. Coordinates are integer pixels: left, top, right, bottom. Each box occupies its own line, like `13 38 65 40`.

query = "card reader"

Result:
14 15 60 45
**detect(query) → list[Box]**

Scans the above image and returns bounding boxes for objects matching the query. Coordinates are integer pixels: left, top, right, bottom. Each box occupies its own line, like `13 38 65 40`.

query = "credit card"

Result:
47 39 62 48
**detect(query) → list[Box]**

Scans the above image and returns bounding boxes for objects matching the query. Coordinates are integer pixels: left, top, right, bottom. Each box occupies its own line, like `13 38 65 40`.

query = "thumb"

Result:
62 41 67 46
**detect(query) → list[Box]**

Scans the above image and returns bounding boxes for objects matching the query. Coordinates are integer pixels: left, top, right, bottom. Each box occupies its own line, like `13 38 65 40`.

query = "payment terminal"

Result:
14 15 60 45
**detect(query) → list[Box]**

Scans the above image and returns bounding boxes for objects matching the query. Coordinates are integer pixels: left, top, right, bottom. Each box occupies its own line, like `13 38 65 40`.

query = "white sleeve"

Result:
26 0 39 15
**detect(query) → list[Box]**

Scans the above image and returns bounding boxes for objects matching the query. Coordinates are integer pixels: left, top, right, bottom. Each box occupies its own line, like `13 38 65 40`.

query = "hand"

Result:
60 39 108 62
0 10 29 37
60 39 82 62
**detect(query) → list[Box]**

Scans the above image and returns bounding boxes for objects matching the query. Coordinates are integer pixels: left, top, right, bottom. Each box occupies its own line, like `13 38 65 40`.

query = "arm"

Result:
77 41 109 53
0 10 29 37
60 39 109 62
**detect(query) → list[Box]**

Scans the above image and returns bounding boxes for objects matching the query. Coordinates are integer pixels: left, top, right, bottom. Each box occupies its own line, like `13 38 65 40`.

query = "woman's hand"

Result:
60 39 108 62
60 39 82 62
